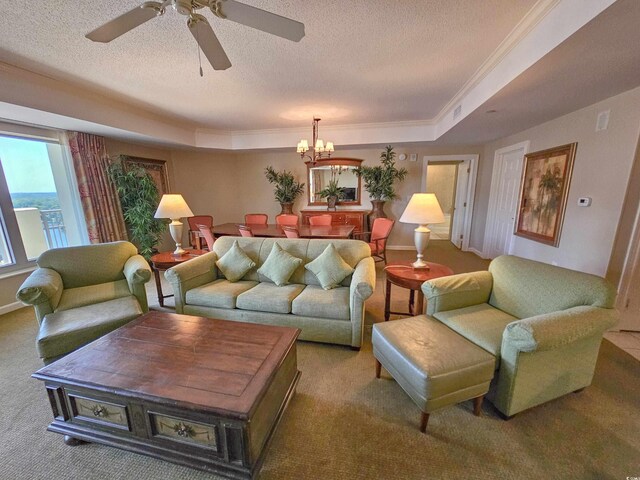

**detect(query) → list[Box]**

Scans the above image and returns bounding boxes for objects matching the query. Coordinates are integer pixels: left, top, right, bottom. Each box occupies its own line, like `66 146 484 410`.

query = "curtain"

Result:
67 132 128 243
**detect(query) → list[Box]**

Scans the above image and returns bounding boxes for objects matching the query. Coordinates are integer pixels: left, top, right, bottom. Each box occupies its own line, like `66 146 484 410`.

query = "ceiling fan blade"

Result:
86 1 166 43
217 0 305 42
188 14 232 71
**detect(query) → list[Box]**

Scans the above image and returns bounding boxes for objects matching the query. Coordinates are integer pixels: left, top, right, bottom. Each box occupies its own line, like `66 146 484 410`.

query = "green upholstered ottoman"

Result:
372 315 495 432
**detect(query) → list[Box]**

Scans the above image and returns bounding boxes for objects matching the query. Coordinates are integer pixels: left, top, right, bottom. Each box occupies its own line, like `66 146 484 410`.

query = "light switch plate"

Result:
409 154 417 162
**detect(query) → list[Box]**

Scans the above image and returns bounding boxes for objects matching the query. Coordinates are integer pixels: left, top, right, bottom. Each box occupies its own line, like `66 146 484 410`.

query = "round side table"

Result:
150 250 206 307
384 261 454 321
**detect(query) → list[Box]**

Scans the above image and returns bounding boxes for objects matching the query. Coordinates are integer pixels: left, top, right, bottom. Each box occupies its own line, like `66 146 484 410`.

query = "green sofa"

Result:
16 241 151 364
165 237 376 348
422 255 618 417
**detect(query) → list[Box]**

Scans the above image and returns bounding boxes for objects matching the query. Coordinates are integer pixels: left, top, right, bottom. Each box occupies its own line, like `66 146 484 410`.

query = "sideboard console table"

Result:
300 210 369 235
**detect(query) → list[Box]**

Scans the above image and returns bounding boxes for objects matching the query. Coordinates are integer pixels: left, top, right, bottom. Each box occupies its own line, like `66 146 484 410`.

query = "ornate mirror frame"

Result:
306 158 363 207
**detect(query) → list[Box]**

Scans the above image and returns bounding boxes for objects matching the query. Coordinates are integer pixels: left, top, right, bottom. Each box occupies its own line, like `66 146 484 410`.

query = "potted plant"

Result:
318 179 346 211
264 166 305 214
107 157 165 259
354 145 408 225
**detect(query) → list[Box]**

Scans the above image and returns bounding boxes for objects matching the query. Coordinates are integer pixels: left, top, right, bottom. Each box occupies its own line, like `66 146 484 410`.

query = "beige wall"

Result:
426 164 457 214
0 271 31 312
224 146 483 247
475 86 640 276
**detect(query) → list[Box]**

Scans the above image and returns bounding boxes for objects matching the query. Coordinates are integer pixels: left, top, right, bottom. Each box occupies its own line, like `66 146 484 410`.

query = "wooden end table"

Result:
150 250 206 307
384 261 454 321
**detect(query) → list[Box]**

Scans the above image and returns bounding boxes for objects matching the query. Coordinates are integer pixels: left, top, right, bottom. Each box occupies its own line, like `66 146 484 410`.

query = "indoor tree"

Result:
264 166 305 214
108 157 165 259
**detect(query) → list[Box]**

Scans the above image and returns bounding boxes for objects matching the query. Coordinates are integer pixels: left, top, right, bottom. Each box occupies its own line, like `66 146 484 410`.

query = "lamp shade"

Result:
154 194 194 219
399 193 445 225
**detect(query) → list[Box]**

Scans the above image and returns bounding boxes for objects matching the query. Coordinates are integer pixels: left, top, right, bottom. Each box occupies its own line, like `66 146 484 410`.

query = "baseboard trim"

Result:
387 246 416 251
0 301 24 316
468 247 489 259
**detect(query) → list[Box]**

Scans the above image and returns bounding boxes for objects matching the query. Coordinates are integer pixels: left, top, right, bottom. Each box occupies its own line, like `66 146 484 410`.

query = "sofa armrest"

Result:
422 271 492 315
164 251 218 313
124 254 152 312
503 306 619 352
16 268 64 324
349 256 376 347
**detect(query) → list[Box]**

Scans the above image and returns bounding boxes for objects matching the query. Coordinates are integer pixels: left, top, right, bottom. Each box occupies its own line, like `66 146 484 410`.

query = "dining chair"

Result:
187 215 213 248
276 214 299 226
282 226 300 238
354 218 395 263
245 213 268 224
196 224 216 250
309 214 333 226
237 224 254 237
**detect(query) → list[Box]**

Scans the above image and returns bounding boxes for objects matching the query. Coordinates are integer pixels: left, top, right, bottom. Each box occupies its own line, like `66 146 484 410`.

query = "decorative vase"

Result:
368 199 387 228
280 202 294 215
327 196 337 211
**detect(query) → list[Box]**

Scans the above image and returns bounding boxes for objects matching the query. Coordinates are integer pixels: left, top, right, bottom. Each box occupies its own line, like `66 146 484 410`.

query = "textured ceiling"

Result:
0 0 537 130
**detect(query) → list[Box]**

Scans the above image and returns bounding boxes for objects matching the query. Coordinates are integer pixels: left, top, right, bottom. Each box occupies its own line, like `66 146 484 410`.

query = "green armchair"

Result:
17 241 151 364
422 255 618 417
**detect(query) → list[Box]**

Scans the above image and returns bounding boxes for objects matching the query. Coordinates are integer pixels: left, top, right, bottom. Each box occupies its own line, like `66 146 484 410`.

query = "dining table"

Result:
211 223 355 239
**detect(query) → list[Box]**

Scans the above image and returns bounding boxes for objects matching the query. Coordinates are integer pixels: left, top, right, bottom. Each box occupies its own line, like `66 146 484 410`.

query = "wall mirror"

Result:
307 158 363 206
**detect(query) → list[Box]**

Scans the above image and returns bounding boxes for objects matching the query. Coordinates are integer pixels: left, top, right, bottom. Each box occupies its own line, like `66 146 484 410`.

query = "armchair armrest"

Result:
503 306 619 353
124 254 152 312
422 270 492 315
16 268 63 324
164 251 218 313
349 256 376 347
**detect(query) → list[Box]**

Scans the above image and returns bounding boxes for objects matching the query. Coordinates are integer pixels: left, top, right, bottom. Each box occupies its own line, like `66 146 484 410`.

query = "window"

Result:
0 128 88 271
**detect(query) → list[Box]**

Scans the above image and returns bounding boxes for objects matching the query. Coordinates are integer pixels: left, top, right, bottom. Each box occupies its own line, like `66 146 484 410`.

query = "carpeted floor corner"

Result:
1 243 639 479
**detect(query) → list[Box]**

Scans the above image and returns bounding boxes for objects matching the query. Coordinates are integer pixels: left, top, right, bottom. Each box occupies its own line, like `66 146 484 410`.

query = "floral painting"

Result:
515 143 577 247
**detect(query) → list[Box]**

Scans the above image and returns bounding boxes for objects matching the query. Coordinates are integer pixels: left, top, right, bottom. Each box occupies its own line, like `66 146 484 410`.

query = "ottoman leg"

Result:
420 412 430 433
473 395 484 416
375 359 381 379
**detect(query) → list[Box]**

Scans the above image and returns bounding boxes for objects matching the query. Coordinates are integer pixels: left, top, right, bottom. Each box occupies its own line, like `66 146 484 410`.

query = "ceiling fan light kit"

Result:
86 0 305 72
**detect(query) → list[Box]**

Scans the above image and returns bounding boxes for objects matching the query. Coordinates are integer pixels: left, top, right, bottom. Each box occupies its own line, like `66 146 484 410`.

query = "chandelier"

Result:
296 117 335 165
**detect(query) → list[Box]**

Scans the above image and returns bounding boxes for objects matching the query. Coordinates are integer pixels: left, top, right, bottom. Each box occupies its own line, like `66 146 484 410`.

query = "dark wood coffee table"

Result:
384 261 454 321
33 312 301 479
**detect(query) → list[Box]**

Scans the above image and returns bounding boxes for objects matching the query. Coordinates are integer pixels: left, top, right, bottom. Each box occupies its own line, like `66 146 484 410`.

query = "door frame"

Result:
421 154 478 251
616 202 640 330
482 141 529 258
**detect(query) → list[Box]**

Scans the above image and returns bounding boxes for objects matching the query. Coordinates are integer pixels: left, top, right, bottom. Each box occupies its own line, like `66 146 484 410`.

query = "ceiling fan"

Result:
86 0 305 71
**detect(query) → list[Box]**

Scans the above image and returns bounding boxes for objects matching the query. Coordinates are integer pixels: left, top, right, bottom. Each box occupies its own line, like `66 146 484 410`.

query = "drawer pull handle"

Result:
173 422 195 438
92 405 107 418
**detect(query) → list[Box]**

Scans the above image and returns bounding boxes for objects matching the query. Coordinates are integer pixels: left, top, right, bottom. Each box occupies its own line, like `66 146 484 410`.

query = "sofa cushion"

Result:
433 303 517 360
186 279 258 309
305 243 354 290
56 279 132 312
37 296 142 360
216 240 256 282
292 285 350 321
237 282 305 314
257 243 303 286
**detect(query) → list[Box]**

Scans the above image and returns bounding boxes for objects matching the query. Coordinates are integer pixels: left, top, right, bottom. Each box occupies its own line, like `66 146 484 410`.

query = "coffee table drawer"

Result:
69 393 130 430
149 412 218 450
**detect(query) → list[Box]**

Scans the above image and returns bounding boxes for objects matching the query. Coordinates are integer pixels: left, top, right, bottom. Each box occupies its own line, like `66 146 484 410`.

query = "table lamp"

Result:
154 194 194 255
399 193 445 270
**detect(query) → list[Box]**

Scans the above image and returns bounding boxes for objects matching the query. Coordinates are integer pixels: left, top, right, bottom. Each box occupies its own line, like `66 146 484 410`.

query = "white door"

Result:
619 241 640 331
485 143 527 258
450 161 470 249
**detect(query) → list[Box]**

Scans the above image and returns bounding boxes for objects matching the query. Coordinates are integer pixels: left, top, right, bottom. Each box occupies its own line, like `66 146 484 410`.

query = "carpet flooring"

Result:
1 243 639 479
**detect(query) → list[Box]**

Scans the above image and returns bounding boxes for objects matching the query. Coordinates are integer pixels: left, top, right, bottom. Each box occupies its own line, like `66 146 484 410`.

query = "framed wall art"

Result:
514 143 577 247
123 156 170 196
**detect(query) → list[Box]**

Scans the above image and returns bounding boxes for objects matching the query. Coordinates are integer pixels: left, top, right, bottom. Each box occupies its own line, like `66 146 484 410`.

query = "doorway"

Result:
421 154 478 251
483 141 529 258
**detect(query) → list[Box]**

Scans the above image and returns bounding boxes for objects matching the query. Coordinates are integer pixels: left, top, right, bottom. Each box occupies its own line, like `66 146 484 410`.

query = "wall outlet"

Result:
578 197 592 207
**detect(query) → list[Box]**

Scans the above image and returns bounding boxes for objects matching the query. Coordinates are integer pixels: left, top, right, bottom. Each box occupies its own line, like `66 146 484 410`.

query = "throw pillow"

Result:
215 240 256 282
257 243 303 286
305 243 354 290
